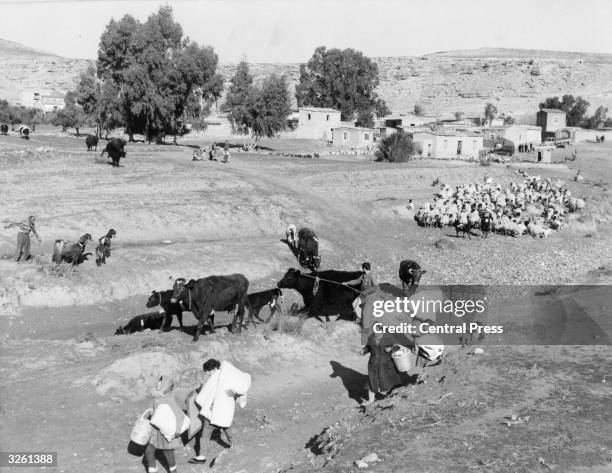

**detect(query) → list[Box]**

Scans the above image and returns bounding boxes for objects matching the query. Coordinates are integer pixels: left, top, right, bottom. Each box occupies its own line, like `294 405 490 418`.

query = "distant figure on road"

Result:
209 143 217 161
5 215 40 262
223 142 230 163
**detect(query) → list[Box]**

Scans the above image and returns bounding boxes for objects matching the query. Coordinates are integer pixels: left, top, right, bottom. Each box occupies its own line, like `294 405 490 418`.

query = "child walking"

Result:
145 376 189 473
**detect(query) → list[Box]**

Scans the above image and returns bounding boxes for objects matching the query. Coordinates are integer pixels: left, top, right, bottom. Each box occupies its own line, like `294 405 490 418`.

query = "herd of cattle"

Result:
115 223 426 341
1 127 127 167
1 124 30 139
414 171 585 239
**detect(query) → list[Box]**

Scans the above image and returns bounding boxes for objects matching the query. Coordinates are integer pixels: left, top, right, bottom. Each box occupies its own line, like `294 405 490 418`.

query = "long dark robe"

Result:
366 332 414 393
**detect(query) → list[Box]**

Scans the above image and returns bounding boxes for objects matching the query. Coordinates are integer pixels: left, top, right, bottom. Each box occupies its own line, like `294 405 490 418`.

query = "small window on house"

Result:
326 115 330 121
364 133 369 141
343 132 348 140
553 117 559 125
473 140 477 148
444 140 448 149
308 113 311 120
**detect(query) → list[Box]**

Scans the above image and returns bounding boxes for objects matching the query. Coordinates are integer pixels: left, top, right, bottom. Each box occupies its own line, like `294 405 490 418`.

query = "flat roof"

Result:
299 107 341 113
333 126 374 132
539 108 566 113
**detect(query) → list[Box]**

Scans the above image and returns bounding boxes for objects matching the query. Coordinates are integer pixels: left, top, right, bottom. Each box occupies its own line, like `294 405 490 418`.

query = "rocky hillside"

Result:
2 39 611 120
0 40 92 105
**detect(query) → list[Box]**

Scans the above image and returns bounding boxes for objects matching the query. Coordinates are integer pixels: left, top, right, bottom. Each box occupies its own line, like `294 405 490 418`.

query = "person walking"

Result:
188 359 251 465
223 142 230 163
145 376 189 473
343 262 377 323
5 215 40 262
362 331 414 406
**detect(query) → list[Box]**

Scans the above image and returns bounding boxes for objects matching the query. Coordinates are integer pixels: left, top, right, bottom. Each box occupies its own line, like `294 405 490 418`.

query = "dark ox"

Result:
297 227 320 270
170 274 249 341
245 288 283 327
101 137 127 167
480 213 493 238
115 312 166 335
398 260 426 293
277 268 363 321
0 124 8 135
146 289 185 331
86 135 99 151
58 233 93 266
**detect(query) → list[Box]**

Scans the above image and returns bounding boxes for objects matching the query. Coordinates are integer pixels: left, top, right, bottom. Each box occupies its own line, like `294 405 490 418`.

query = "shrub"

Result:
375 131 414 162
268 314 304 336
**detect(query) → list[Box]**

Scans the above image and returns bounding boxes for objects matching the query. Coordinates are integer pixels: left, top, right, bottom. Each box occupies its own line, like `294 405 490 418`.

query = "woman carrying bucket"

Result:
143 376 190 473
362 331 415 406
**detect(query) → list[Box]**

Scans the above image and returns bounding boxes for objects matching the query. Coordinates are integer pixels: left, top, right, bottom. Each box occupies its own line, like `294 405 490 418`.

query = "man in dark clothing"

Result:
362 331 414 406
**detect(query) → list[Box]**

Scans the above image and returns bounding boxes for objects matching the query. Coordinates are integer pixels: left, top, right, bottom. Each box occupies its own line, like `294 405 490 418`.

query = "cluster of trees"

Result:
295 46 389 128
73 7 223 142
483 103 515 126
0 100 43 127
539 95 612 129
223 62 291 144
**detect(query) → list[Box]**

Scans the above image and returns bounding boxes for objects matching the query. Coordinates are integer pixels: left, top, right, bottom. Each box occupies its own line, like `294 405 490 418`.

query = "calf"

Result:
86 135 99 151
19 126 30 140
61 233 93 265
0 124 8 135
245 288 283 327
145 289 185 331
115 312 166 335
398 260 426 293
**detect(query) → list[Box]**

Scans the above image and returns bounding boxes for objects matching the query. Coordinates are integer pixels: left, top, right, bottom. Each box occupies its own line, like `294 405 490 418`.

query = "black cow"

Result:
100 137 127 166
398 260 426 293
19 126 30 140
115 312 166 335
0 124 8 135
245 288 283 327
454 220 473 239
276 268 363 321
297 227 320 270
60 233 93 265
86 135 99 151
145 289 185 331
170 274 249 341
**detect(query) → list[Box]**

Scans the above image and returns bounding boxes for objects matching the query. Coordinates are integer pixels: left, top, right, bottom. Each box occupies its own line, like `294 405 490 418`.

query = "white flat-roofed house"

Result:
331 126 374 148
411 130 483 159
294 107 342 140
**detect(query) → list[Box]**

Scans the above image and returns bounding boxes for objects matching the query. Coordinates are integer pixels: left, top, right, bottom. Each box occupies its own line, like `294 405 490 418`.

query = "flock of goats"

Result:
413 170 585 238
51 229 116 267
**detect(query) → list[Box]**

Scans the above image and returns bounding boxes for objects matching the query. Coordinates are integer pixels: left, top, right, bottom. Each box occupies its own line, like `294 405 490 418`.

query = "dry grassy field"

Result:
1 130 611 473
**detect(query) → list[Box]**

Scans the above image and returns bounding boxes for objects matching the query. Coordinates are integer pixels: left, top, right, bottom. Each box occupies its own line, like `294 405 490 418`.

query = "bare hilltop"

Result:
2 39 612 119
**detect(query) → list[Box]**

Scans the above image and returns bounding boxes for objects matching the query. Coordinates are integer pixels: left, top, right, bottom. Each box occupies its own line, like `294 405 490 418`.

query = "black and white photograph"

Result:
1 0 611 472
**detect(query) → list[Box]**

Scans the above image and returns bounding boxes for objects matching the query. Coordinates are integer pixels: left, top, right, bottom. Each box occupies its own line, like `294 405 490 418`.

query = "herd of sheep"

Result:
414 170 585 238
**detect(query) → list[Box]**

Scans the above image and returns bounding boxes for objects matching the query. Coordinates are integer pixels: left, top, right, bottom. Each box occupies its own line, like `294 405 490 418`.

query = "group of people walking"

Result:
140 358 251 472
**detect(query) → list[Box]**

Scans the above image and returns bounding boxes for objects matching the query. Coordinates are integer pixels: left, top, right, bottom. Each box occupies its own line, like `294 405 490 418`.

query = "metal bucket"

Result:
130 409 152 446
390 345 416 372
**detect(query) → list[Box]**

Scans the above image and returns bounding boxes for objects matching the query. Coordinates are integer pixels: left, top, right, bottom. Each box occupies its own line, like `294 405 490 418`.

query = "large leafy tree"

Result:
224 63 291 144
249 74 291 141
223 61 256 135
79 7 222 142
295 46 389 126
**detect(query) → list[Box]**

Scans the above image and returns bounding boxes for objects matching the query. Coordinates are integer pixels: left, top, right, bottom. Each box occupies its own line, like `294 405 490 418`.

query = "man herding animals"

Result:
5 215 41 263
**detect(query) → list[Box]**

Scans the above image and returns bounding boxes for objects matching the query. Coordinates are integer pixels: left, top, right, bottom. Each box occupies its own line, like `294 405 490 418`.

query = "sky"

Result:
0 0 611 63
